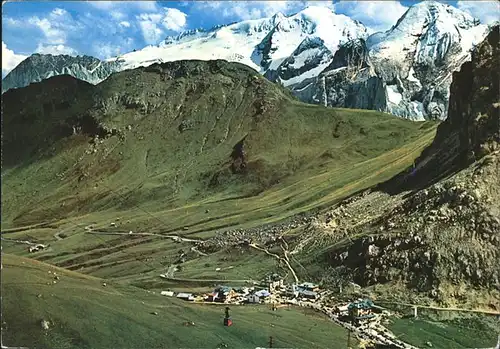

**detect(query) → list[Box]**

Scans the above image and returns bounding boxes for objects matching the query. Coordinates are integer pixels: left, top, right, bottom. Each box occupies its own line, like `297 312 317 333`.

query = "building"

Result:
29 244 47 253
298 289 318 300
286 284 299 298
298 282 319 292
254 289 271 298
246 294 260 304
212 286 238 302
264 273 284 292
348 299 374 320
176 293 194 301
160 291 174 297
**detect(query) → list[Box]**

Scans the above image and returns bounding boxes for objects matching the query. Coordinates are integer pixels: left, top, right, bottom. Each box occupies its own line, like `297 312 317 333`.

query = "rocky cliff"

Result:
296 25 500 307
289 1 490 120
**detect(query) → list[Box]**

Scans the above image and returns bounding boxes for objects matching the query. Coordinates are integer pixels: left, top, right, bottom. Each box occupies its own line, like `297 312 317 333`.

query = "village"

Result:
157 272 420 349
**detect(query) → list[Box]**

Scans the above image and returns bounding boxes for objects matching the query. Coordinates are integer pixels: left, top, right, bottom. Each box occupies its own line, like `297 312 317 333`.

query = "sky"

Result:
2 0 500 77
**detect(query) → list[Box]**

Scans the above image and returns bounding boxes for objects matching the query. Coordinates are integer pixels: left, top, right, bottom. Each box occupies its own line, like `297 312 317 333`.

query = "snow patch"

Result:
386 85 402 105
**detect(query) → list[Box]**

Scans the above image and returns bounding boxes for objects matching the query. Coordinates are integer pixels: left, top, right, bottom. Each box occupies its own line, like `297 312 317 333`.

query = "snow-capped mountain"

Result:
1 2 492 121
2 54 122 93
2 6 367 94
290 1 490 120
113 6 367 74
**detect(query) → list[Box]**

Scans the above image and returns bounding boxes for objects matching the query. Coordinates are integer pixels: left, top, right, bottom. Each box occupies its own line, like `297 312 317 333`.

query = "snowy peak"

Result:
367 0 488 81
252 6 368 72
267 36 333 86
395 0 478 33
2 53 122 93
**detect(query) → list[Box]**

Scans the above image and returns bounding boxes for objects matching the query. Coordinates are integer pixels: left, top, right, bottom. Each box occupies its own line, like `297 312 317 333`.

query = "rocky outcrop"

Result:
291 39 388 111
382 25 499 193
296 25 500 305
264 36 333 86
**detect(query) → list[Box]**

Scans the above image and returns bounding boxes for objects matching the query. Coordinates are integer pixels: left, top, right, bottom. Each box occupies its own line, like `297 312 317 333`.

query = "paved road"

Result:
379 301 500 316
1 237 37 245
86 231 200 243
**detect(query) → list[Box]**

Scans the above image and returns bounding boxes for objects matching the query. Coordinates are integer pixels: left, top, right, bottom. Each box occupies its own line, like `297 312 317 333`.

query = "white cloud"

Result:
119 21 131 28
3 17 22 26
137 8 188 44
192 1 334 21
28 17 67 44
457 1 500 25
333 1 408 32
35 43 78 56
89 1 158 12
27 8 82 45
2 41 27 77
162 8 187 31
110 11 127 21
138 13 165 44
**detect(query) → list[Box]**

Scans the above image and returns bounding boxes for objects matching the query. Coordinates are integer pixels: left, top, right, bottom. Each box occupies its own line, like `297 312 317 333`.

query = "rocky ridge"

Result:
289 1 491 120
291 25 500 306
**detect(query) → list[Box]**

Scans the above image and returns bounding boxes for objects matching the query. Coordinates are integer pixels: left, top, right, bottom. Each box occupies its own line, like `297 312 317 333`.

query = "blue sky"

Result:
2 0 499 76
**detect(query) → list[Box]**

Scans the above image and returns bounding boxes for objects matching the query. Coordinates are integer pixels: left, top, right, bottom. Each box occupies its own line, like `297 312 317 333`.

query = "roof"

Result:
255 290 271 297
299 290 317 296
348 299 374 309
176 293 193 298
300 282 318 288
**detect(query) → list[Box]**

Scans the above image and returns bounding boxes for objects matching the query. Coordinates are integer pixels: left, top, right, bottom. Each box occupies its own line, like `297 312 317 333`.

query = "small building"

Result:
212 286 238 302
348 299 374 320
264 273 284 292
247 294 260 304
29 244 46 253
160 291 174 297
254 289 271 298
286 284 299 298
177 293 194 301
298 282 319 292
298 289 318 300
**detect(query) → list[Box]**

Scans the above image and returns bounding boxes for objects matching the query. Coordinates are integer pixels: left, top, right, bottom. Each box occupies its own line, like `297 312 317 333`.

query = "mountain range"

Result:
2 1 494 120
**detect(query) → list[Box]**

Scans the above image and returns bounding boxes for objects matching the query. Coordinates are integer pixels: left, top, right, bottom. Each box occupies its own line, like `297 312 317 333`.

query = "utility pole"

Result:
347 316 354 349
269 336 273 348
347 327 351 349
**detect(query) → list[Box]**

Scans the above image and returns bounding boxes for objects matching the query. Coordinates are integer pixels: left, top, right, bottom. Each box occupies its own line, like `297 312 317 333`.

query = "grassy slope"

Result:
387 316 499 348
1 61 437 234
1 254 356 349
1 61 437 295
1 61 439 347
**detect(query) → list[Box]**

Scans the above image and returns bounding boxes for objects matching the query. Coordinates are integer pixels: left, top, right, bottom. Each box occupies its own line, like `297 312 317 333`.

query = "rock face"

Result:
290 1 490 120
291 39 387 111
298 25 500 305
383 24 499 192
2 54 123 93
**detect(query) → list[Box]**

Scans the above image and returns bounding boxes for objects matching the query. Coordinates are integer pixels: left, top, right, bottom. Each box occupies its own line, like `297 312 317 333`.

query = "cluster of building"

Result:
159 273 325 305
159 273 381 327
